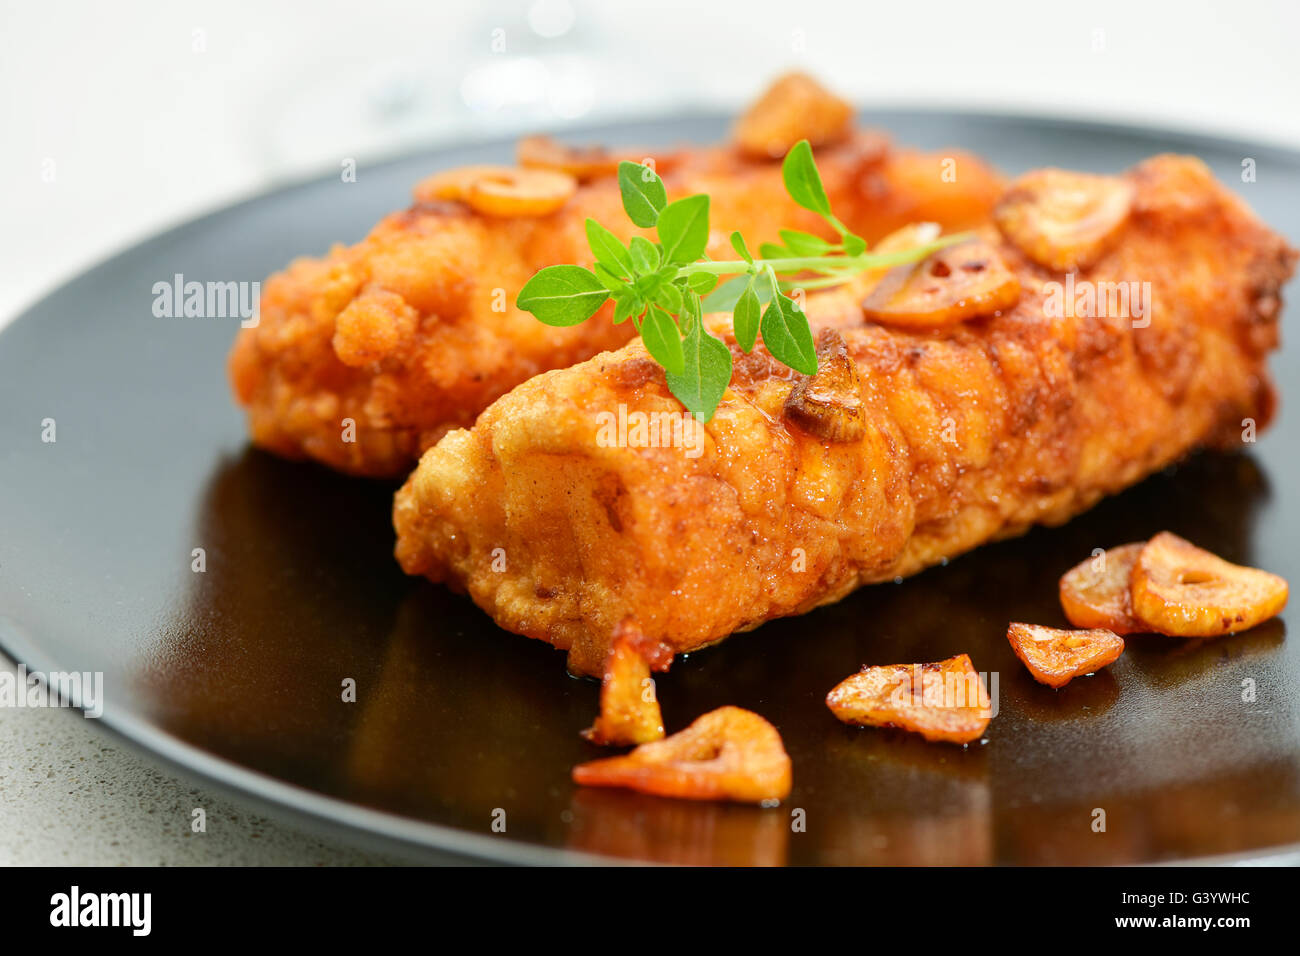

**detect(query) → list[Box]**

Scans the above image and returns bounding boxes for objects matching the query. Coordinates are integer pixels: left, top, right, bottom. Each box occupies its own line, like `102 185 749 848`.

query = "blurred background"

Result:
3 0 1299 325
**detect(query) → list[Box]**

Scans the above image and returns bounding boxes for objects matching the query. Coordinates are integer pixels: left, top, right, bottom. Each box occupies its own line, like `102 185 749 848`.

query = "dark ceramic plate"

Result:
3 111 1299 865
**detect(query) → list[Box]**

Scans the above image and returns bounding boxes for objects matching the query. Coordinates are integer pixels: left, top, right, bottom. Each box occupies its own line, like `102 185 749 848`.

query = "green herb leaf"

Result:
657 194 710 264
653 279 683 315
782 139 831 217
701 274 774 312
618 161 667 228
585 219 632 275
686 272 719 295
733 281 760 353
699 275 749 312
665 313 732 422
592 262 627 292
679 288 702 334
520 141 956 415
778 229 833 255
629 236 661 274
640 306 685 376
517 265 610 327
730 231 754 264
760 291 818 374
612 292 640 325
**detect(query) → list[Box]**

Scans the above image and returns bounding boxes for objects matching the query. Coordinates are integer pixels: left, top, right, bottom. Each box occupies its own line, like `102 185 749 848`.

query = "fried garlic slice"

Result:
413 165 577 217
517 135 677 182
1006 623 1125 688
413 164 513 202
826 653 991 745
572 706 793 804
871 222 942 256
581 619 672 747
466 168 577 218
860 237 1020 327
1131 532 1288 637
784 328 866 442
733 72 853 159
994 169 1134 271
517 135 626 181
1058 542 1146 635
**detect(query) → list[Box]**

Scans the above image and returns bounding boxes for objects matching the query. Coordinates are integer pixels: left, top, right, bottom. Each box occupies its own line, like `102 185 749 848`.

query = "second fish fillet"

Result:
228 75 1003 476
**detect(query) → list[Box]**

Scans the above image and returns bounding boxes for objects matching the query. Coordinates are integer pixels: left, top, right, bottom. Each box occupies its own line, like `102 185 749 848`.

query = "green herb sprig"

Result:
516 139 965 421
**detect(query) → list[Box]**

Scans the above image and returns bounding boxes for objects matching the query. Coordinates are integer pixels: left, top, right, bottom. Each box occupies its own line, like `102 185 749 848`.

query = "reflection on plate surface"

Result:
130 443 1296 865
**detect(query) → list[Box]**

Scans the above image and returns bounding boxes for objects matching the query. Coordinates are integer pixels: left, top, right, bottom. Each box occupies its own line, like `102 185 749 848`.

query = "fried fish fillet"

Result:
228 76 1003 476
393 155 1295 675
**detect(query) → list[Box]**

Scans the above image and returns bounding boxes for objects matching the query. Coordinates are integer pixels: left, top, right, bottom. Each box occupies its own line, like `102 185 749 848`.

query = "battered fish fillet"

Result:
393 155 1295 676
228 79 1003 476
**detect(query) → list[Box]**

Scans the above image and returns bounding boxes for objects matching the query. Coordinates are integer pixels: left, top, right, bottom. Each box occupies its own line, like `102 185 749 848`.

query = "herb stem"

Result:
676 232 971 279
780 274 863 291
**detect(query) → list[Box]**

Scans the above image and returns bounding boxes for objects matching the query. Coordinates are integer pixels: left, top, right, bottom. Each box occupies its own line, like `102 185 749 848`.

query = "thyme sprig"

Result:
517 139 965 421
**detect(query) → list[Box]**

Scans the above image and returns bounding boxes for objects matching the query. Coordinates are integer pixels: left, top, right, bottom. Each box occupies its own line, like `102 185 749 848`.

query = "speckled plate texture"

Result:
2 112 1299 865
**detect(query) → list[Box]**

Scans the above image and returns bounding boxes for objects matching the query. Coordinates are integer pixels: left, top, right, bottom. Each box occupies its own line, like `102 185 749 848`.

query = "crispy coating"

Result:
394 155 1295 675
228 86 1004 476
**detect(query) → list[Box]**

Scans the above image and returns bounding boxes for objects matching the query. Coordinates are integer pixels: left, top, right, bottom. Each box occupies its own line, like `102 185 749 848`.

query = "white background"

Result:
1 0 1298 863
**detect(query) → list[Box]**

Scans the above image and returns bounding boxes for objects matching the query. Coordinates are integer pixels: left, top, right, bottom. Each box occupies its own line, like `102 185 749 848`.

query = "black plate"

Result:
3 111 1299 865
